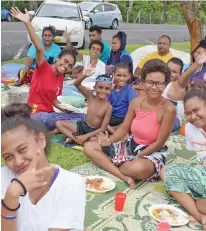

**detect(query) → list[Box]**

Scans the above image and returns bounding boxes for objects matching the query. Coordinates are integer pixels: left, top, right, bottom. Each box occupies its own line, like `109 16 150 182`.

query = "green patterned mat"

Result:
71 134 204 231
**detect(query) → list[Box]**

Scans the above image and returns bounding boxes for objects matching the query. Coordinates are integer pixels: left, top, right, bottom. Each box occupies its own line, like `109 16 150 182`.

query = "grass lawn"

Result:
1 41 190 170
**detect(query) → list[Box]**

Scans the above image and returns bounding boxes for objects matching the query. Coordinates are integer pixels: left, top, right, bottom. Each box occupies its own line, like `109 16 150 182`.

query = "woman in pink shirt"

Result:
84 59 176 188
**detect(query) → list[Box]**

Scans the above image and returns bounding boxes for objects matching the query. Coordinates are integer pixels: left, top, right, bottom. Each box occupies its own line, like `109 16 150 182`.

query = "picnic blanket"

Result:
70 133 204 231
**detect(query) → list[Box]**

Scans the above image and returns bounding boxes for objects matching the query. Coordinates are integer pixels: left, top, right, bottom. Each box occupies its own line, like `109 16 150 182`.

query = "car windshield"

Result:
79 2 95 11
36 3 80 20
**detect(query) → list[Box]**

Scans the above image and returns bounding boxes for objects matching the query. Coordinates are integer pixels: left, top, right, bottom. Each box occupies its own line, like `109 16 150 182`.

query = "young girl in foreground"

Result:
161 87 206 230
84 59 176 188
1 103 86 231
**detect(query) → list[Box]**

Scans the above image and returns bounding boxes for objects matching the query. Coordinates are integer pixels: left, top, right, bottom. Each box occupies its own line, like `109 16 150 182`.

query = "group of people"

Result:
1 7 206 231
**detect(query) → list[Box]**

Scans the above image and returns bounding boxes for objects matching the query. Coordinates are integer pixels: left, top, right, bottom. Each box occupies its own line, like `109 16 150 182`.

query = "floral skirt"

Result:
164 163 206 200
102 135 167 182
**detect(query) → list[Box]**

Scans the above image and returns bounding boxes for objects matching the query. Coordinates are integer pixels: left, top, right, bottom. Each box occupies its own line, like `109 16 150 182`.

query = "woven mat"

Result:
71 134 204 231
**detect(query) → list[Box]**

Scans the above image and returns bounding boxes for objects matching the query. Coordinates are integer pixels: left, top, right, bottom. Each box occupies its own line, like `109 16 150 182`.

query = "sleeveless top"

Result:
131 98 165 145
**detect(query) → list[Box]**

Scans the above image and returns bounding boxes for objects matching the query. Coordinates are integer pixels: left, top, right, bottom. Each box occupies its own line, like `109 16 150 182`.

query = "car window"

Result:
104 4 114 12
79 2 95 11
36 3 80 20
94 5 103 12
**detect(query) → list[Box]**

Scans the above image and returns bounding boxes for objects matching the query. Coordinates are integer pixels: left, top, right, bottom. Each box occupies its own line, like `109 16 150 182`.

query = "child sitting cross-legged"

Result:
108 63 136 132
56 69 113 145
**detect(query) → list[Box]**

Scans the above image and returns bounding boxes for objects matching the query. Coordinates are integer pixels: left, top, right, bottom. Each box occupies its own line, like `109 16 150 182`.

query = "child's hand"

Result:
191 129 206 152
83 65 95 77
98 131 111 147
75 135 88 145
11 7 30 24
195 52 206 65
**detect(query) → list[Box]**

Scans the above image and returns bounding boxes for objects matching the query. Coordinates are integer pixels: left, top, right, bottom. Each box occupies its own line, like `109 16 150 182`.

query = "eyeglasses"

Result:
143 80 166 89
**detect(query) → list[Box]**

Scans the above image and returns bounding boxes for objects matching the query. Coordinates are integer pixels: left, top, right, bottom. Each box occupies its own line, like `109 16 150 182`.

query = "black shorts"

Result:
109 116 124 127
73 121 97 136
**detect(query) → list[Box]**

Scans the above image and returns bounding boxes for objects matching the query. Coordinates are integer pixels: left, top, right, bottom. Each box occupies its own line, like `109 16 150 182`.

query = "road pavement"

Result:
2 22 206 62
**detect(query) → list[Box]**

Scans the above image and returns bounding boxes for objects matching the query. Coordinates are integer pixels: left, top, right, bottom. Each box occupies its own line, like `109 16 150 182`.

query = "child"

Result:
164 57 184 132
1 103 86 230
56 70 113 145
106 31 133 76
108 63 136 129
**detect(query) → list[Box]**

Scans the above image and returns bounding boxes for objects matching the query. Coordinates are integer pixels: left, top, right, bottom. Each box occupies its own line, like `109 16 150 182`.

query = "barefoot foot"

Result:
122 176 136 189
201 215 206 231
64 138 73 144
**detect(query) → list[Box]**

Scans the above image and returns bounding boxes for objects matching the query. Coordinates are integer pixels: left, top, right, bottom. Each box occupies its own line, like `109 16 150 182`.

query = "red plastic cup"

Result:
157 222 171 231
115 192 127 212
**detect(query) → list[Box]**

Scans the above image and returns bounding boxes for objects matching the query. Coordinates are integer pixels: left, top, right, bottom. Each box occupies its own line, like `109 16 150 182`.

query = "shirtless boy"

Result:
56 69 112 145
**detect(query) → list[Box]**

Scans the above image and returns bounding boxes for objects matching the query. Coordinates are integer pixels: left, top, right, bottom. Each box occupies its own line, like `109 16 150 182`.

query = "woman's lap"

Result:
164 163 206 200
31 112 86 131
101 136 167 181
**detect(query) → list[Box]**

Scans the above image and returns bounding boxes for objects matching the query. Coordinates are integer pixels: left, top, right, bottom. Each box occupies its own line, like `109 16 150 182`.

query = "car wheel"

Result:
111 19 118 29
85 19 92 30
80 36 85 49
6 14 12 22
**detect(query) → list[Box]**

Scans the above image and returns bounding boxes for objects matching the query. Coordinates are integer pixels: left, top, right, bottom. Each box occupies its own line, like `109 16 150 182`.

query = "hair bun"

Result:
2 103 32 120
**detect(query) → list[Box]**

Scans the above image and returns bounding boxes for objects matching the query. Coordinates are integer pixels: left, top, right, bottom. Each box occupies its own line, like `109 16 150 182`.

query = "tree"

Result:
163 1 169 23
180 1 204 55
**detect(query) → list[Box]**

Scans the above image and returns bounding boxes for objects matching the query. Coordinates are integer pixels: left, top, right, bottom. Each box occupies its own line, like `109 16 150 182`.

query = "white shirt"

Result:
162 82 185 125
185 123 206 163
82 54 106 83
1 166 86 231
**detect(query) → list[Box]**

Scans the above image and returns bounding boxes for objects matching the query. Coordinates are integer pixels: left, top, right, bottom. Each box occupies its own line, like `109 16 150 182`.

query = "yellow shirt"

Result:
137 51 173 69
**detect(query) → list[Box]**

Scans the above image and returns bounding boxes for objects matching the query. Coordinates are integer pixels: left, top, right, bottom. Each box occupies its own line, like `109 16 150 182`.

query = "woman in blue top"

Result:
106 31 133 77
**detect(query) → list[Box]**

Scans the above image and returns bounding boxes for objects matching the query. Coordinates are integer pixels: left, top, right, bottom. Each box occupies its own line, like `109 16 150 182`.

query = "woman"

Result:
84 59 176 188
160 87 206 230
1 103 86 231
189 39 206 87
11 7 85 131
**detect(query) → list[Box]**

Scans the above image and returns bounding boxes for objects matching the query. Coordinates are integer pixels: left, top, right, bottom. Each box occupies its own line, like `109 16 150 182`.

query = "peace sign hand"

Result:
83 63 95 77
10 7 30 24
10 150 53 197
63 26 71 42
195 52 206 65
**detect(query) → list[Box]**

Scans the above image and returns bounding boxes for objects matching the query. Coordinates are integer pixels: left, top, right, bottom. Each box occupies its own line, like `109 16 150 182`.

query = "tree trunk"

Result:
127 0 133 23
180 1 204 56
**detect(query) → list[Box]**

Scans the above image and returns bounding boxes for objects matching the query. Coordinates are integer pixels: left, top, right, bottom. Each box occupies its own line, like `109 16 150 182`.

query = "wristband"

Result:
11 178 27 197
1 200 20 211
1 212 17 220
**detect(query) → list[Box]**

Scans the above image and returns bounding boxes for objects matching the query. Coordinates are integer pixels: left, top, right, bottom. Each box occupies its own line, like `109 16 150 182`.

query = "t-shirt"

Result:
1 165 86 231
185 123 206 163
27 60 64 113
108 84 136 118
162 82 184 125
28 40 61 69
99 40 111 64
138 51 173 69
82 54 106 84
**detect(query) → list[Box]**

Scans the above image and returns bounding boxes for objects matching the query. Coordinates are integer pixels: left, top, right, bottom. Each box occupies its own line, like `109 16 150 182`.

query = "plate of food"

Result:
85 176 116 193
58 104 87 114
149 204 189 226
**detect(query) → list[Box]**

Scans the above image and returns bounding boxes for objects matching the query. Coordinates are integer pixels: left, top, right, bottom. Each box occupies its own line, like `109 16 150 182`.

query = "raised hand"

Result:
10 7 30 24
191 129 206 152
195 52 206 65
83 63 95 77
62 26 71 42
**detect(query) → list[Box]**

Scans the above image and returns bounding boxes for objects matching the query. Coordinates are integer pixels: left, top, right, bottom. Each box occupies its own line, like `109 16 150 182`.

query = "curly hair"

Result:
140 59 171 84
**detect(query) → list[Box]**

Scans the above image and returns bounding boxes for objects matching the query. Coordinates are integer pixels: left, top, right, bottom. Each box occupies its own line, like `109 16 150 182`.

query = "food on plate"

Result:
152 208 187 224
86 178 106 191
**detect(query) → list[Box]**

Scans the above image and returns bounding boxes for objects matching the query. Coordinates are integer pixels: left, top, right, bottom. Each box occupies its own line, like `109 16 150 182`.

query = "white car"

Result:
27 0 88 49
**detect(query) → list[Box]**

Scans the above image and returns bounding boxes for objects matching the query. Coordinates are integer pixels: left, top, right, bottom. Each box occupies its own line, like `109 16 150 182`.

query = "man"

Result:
167 57 184 82
134 35 173 77
89 25 110 64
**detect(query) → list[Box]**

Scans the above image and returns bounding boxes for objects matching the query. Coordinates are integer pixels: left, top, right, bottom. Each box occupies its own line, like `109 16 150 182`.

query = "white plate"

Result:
57 103 87 114
149 204 189 226
85 176 116 194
